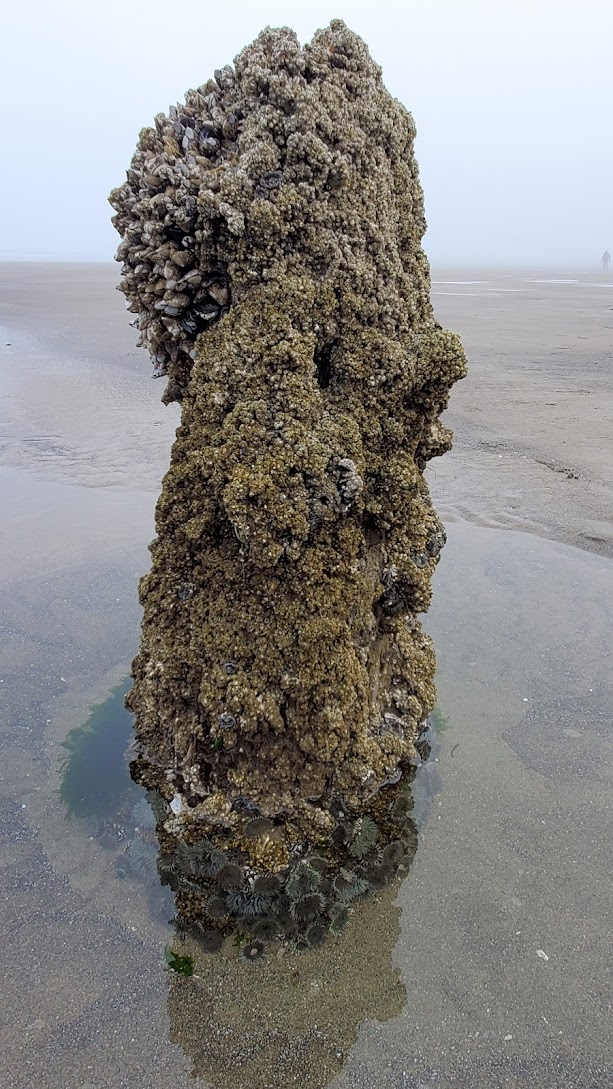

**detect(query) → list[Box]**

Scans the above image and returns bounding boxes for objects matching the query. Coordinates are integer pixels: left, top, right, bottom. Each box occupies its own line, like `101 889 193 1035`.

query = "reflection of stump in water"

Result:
167 880 406 1089
110 20 466 946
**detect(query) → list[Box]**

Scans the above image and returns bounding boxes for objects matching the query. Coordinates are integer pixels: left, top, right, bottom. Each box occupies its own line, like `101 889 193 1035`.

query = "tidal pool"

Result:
1 519 611 1089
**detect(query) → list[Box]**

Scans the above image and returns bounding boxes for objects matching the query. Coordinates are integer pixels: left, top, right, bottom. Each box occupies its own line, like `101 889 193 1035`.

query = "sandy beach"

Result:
0 263 611 1089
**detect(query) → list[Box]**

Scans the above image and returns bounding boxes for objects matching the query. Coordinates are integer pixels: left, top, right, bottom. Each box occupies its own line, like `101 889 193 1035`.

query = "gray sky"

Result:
2 0 611 265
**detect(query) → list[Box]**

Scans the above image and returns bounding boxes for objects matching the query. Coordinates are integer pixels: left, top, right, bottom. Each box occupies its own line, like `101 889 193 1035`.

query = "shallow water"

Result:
2 506 611 1088
1 266 611 1088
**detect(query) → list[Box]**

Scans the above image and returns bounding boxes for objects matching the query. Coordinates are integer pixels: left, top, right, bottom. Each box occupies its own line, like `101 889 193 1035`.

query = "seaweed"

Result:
165 947 194 976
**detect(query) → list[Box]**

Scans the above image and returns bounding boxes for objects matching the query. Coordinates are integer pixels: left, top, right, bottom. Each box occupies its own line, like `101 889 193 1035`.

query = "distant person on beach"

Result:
602 250 611 271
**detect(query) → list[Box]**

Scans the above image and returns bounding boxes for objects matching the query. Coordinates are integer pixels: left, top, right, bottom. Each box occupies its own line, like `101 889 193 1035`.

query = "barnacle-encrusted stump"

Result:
110 20 467 950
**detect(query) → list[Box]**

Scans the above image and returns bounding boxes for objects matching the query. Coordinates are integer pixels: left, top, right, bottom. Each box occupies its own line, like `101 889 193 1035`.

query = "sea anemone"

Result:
305 923 327 948
157 855 179 891
332 869 356 895
125 837 157 880
290 892 325 922
332 824 352 848
336 873 370 904
277 914 300 940
253 874 281 895
242 939 266 961
216 863 246 891
307 855 329 874
131 796 157 831
251 918 279 941
366 862 394 887
329 906 350 934
145 790 168 823
174 840 228 879
349 816 379 859
285 861 321 899
382 841 405 867
225 885 275 917
193 925 224 953
205 895 229 920
390 795 413 824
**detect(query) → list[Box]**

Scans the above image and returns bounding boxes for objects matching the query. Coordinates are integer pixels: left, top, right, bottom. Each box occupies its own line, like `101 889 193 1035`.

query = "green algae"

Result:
165 947 194 976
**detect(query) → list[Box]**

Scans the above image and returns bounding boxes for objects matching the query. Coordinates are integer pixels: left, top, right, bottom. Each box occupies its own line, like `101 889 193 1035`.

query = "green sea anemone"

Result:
290 892 325 921
329 906 350 934
285 860 321 899
382 841 405 867
305 922 327 947
125 836 157 880
174 840 228 879
251 918 279 941
336 873 370 904
242 939 266 961
252 874 281 895
349 816 378 859
390 795 413 824
216 863 246 891
205 895 229 920
366 862 394 887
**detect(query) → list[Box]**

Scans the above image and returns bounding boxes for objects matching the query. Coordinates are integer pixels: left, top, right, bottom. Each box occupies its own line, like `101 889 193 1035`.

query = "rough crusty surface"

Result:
110 20 466 938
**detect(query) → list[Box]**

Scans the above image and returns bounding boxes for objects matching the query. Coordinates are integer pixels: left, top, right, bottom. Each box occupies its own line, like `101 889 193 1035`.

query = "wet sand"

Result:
0 264 611 1089
429 268 613 558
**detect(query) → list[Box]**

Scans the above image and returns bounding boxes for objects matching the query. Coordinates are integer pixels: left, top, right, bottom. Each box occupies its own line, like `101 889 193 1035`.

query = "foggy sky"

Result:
2 0 611 265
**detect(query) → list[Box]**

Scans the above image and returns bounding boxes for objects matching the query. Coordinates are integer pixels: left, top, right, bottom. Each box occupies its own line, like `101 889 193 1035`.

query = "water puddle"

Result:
3 521 612 1088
